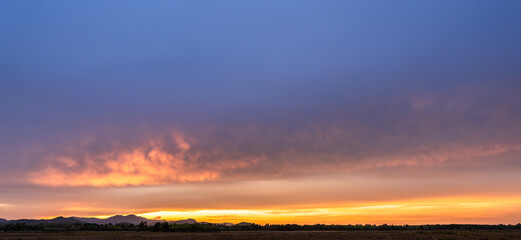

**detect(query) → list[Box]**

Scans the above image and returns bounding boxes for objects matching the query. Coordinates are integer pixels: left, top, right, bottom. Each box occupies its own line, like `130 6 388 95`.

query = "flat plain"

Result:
2 231 521 240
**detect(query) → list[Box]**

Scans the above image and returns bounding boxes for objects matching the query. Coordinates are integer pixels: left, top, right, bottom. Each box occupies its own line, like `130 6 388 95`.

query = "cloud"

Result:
5 166 521 221
26 125 518 187
28 132 259 187
25 122 521 187
23 82 521 187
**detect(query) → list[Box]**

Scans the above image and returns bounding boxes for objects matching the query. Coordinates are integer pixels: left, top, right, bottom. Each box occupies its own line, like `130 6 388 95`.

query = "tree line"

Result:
2 222 521 232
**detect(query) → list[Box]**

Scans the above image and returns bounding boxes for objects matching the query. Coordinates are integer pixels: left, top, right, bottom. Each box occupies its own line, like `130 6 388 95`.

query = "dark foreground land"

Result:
2 231 521 240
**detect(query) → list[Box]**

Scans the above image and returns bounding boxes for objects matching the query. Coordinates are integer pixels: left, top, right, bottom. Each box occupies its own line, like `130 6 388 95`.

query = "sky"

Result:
1 0 521 224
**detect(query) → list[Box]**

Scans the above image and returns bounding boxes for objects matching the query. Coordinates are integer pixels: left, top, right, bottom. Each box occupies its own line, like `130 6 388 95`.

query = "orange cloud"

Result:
28 132 256 187
27 126 521 187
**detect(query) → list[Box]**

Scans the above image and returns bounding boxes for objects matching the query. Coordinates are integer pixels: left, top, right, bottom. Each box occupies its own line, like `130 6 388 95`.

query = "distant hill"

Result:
48 216 85 224
236 222 253 226
74 215 165 225
70 217 104 225
5 217 84 225
0 215 242 226
0 215 168 225
169 218 197 224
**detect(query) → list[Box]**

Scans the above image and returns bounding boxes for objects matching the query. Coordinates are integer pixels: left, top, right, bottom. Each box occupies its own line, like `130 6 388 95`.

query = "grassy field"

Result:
1 231 521 240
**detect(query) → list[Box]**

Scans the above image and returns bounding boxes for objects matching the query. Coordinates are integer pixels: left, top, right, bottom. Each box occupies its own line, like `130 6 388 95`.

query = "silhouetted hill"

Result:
236 222 254 226
70 217 104 225
74 214 165 225
0 215 205 226
48 216 85 224
169 218 197 224
6 217 84 225
0 215 244 226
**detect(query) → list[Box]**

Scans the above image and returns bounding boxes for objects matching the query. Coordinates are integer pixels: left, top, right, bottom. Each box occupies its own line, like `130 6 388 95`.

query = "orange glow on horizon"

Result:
69 196 521 225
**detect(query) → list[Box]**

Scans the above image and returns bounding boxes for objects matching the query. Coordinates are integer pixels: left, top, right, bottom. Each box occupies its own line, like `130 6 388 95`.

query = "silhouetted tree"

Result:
137 221 147 231
161 222 170 231
152 222 161 232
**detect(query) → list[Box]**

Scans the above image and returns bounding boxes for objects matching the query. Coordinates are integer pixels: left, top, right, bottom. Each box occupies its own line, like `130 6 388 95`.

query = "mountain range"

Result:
4 216 85 225
73 215 165 225
0 215 248 226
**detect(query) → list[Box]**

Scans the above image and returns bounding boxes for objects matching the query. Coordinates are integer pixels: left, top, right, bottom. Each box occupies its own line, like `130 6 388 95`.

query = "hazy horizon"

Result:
1 0 521 225
3 212 521 225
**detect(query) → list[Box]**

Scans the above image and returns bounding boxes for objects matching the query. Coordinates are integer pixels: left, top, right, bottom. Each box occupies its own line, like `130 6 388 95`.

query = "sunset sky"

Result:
1 0 521 224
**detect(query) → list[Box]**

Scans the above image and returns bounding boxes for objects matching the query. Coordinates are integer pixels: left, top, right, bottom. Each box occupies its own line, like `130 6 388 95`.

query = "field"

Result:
2 231 521 240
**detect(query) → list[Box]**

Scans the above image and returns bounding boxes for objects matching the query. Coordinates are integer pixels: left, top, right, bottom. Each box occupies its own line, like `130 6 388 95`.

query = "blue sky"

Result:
1 0 521 223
